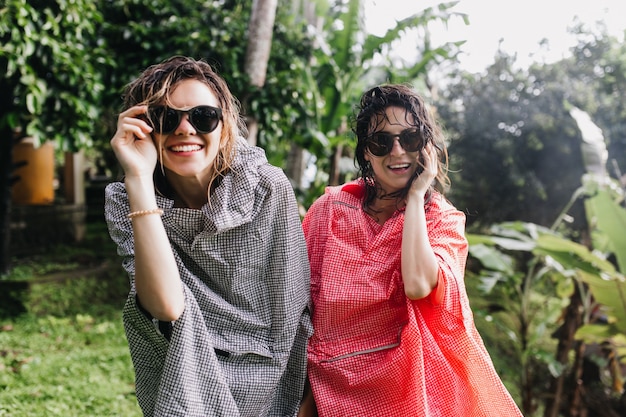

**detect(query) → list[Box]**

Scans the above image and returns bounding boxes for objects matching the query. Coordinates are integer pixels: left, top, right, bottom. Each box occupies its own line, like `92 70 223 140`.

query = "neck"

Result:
174 192 206 209
366 197 404 225
166 173 211 209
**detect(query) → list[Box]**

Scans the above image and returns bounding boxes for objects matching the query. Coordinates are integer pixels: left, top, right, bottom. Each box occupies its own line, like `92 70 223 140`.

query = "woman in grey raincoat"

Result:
105 56 312 417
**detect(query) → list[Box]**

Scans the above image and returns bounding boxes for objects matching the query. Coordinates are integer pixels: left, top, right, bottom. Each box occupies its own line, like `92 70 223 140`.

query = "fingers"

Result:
417 143 438 173
413 144 438 189
110 106 159 177
113 106 153 143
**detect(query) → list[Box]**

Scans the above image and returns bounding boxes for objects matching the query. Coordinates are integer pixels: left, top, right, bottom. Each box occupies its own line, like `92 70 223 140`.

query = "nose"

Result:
389 136 405 154
175 114 195 134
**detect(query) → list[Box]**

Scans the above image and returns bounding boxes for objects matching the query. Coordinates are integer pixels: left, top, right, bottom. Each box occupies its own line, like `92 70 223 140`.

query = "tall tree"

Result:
243 0 278 145
438 53 587 232
438 23 626 234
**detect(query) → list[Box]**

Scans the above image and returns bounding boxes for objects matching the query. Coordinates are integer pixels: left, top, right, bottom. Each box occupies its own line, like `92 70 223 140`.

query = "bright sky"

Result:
365 0 626 73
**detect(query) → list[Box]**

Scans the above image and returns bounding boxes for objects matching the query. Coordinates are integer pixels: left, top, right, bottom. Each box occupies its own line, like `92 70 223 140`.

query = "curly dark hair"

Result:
352 84 450 210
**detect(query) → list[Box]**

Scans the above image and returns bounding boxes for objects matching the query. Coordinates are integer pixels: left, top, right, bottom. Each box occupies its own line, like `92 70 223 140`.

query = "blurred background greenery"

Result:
1 1 625 415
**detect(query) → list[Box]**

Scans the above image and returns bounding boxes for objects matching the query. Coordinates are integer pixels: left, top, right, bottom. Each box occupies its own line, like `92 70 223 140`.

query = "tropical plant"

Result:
438 24 626 233
438 53 591 231
467 106 626 415
0 0 107 150
468 185 626 416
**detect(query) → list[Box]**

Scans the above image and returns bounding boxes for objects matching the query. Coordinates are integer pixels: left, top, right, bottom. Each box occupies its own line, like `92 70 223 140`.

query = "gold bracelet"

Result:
127 208 164 219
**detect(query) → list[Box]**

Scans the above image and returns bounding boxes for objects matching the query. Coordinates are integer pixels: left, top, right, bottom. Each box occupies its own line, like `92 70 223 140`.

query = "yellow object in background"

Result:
11 138 55 205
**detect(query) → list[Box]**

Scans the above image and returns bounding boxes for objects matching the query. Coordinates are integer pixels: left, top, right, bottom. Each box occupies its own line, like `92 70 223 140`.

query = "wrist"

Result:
406 191 425 205
127 208 164 220
124 175 158 211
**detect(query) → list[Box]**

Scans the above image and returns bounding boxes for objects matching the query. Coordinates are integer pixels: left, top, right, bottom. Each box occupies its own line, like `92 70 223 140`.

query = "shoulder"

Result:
258 163 291 188
105 181 126 197
427 191 464 217
321 180 363 204
306 180 363 219
232 138 291 191
249 162 296 209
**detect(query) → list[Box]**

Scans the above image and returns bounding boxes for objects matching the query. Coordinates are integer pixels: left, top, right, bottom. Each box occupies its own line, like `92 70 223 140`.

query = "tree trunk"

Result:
284 0 320 190
329 144 343 186
286 144 305 189
0 138 13 276
543 285 585 417
243 0 278 146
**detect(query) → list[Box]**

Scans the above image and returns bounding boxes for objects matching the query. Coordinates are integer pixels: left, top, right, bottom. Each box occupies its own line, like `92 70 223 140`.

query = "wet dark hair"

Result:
353 84 449 211
121 56 246 198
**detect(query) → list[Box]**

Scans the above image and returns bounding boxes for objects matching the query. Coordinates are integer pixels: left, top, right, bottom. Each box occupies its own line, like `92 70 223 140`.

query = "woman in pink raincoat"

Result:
300 84 523 417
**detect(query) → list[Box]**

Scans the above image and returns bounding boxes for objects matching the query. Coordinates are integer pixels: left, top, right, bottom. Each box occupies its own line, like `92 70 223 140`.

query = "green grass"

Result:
0 221 142 416
0 312 141 417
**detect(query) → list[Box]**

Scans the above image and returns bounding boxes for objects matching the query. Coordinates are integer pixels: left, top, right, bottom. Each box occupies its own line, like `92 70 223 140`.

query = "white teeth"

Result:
170 144 201 152
389 164 410 169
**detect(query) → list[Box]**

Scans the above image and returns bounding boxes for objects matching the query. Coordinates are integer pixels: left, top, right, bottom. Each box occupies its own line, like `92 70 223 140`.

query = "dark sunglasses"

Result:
365 128 424 156
148 105 222 134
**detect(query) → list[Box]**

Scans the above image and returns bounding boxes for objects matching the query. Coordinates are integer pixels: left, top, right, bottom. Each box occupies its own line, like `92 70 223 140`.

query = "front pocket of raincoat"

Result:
320 340 401 363
213 338 275 361
312 339 408 392
309 323 409 390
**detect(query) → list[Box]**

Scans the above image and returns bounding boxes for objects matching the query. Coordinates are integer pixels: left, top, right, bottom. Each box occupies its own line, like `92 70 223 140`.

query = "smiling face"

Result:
364 106 422 195
153 79 223 186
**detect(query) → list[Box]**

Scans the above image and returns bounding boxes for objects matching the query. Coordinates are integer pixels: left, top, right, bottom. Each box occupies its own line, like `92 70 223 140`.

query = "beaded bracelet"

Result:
127 208 164 219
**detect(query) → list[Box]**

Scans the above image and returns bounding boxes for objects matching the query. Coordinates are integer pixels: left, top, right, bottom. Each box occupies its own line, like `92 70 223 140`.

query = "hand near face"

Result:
110 105 158 178
409 143 438 199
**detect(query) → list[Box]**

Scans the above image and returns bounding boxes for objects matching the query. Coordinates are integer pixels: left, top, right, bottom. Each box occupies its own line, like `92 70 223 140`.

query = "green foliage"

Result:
585 183 626 274
246 7 316 162
0 0 108 150
99 0 249 90
468 223 571 406
439 25 626 234
467 178 626 415
94 0 315 177
439 55 588 230
369 2 468 83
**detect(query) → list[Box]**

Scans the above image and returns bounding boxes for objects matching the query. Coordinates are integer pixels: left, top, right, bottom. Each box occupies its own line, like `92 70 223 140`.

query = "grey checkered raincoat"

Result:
105 138 312 417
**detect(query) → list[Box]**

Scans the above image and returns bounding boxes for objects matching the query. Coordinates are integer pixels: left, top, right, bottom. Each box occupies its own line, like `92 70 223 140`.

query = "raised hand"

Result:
409 143 438 199
110 105 157 178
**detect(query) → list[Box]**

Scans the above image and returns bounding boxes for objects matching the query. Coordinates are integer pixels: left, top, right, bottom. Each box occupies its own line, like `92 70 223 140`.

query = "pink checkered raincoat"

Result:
303 181 523 417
